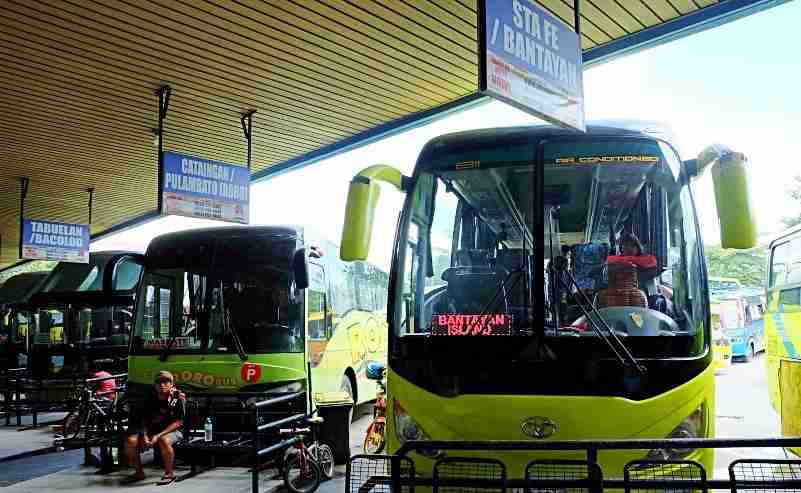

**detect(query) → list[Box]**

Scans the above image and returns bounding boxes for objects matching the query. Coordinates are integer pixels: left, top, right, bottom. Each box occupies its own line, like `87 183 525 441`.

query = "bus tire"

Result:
341 373 356 408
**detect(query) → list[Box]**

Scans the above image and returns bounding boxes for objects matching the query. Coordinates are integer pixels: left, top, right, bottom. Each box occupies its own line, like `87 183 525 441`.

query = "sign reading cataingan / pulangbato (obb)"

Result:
21 219 90 263
161 151 249 224
482 0 585 131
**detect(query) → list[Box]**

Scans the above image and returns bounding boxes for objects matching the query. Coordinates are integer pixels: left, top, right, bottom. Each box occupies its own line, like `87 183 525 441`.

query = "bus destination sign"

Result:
161 151 250 224
480 0 585 131
21 219 90 263
431 314 514 336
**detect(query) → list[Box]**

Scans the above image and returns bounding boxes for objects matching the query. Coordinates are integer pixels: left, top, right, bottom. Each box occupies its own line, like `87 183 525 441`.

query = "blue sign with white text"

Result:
483 0 585 131
21 219 90 263
161 151 250 224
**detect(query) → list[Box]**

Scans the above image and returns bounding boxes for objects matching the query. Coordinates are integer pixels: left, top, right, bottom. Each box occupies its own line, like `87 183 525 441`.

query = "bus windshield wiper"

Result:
552 257 646 375
219 282 247 361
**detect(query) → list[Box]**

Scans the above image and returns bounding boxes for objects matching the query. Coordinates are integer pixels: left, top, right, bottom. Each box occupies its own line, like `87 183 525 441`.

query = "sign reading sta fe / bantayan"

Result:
161 151 250 224
481 0 585 131
21 219 90 263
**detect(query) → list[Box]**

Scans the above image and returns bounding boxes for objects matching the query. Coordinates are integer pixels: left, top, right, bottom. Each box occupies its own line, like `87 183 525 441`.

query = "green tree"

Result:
704 244 767 287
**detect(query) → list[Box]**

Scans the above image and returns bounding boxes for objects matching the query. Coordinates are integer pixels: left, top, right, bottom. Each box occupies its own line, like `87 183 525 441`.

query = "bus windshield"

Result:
397 138 705 357
131 234 303 355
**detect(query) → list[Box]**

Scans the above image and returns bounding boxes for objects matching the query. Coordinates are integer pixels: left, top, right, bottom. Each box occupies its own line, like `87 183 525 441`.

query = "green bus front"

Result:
127 227 308 400
340 122 756 479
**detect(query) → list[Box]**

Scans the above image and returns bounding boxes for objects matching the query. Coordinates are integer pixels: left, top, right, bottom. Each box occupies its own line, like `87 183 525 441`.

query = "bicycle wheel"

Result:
283 451 321 493
362 421 385 454
62 409 86 440
310 443 335 480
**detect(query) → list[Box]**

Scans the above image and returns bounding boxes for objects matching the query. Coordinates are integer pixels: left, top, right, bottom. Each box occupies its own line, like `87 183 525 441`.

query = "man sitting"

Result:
124 371 185 485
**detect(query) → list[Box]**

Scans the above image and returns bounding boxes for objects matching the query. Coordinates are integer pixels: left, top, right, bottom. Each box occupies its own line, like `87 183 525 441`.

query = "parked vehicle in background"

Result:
711 324 732 371
0 271 51 369
709 277 765 362
765 226 801 457
126 226 389 462
26 251 144 379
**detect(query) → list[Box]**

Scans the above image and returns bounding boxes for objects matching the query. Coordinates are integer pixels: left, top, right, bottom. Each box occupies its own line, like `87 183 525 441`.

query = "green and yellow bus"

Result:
765 226 801 457
126 225 388 461
340 121 756 478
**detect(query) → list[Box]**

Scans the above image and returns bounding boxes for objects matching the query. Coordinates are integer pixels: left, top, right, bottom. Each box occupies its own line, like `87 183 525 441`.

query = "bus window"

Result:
113 257 144 291
779 288 801 308
771 241 790 287
307 263 328 341
134 267 302 354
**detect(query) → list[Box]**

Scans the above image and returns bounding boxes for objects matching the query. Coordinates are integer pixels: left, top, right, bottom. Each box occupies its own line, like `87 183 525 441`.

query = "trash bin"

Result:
316 395 354 464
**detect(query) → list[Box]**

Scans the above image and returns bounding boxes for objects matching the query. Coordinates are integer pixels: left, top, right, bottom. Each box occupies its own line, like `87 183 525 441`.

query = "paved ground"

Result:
714 352 787 478
0 357 788 490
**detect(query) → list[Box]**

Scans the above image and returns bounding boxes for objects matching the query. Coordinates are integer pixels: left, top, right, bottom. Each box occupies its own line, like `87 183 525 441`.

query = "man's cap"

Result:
154 370 175 383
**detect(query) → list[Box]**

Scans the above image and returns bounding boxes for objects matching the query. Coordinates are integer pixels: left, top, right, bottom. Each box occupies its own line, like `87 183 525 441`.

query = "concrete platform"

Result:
0 413 66 462
0 463 284 493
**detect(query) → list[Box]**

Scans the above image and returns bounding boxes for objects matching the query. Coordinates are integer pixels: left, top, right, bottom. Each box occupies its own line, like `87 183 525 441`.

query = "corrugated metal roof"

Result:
0 0 788 269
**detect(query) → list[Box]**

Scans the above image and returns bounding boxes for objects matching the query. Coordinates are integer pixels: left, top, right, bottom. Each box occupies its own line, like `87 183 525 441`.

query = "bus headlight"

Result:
393 400 440 458
646 404 705 460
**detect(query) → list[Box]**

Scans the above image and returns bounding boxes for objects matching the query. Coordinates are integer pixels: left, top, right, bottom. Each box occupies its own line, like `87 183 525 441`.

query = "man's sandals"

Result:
157 473 177 486
121 472 146 484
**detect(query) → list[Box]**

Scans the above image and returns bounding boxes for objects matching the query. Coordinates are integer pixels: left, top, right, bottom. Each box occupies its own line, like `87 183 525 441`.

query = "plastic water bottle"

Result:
204 417 213 442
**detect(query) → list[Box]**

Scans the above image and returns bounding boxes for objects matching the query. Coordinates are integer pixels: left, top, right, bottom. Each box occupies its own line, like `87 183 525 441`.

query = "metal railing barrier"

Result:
347 437 801 492
169 390 307 489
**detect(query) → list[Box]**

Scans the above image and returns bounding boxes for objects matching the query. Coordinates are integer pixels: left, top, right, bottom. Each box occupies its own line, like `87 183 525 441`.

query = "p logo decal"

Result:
241 363 261 383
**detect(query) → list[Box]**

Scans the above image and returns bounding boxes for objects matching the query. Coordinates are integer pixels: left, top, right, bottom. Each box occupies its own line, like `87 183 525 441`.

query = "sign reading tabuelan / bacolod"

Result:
481 0 585 131
21 219 90 263
161 151 250 224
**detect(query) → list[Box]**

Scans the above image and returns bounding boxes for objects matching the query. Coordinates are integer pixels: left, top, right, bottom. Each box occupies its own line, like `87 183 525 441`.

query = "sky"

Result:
93 0 801 270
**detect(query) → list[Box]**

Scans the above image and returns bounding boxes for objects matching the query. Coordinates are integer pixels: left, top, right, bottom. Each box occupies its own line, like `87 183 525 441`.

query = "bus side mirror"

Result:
340 165 408 262
293 249 309 290
694 145 758 250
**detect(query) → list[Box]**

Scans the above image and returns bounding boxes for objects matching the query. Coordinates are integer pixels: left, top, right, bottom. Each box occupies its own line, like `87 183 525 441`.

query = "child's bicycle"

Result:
279 415 335 493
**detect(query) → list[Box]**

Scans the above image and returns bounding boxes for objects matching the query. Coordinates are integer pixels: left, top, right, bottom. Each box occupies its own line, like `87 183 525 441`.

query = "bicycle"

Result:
279 415 335 493
60 387 117 441
363 362 386 454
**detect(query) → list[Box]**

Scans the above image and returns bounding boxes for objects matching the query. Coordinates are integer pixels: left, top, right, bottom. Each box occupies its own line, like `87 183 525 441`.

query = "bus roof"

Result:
0 271 49 305
146 225 302 256
417 120 680 165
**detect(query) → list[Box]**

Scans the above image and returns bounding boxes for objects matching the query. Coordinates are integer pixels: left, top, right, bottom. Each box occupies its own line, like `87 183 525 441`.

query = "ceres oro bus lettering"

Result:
175 370 237 387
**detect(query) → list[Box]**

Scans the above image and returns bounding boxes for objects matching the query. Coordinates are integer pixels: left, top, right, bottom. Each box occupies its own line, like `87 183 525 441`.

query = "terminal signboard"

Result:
160 151 250 224
480 0 585 131
21 219 90 263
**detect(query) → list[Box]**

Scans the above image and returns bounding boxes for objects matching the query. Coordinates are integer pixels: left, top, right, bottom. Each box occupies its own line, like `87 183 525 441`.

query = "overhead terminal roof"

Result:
0 0 788 269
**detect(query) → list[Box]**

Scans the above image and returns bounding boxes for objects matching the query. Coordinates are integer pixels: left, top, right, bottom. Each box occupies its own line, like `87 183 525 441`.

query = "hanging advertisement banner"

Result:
21 219 90 263
479 0 585 131
161 151 250 224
